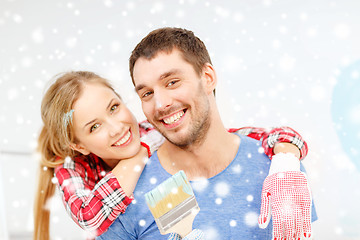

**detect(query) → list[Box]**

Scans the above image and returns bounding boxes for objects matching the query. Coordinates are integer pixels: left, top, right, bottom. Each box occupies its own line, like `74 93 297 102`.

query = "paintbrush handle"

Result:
163 208 199 238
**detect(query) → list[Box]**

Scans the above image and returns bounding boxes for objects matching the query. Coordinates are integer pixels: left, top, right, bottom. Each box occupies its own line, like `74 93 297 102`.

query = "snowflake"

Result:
215 198 222 205
150 2 164 14
65 156 72 163
214 182 230 197
66 37 77 48
133 164 142 172
7 88 19 101
215 6 230 18
203 227 219 240
13 14 22 23
51 177 58 184
51 215 59 224
104 0 113 7
232 164 242 173
150 177 157 184
20 168 29 177
349 105 360 123
244 211 258 227
246 195 254 202
32 27 44 44
272 39 281 49
279 54 296 71
16 115 24 125
351 70 359 79
233 12 244 23
333 23 351 39
22 56 33 68
192 177 209 192
258 147 264 154
12 200 20 208
139 219 146 227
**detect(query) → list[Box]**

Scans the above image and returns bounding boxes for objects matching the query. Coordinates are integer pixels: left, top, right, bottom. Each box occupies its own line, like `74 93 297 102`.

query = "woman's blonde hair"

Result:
33 71 118 240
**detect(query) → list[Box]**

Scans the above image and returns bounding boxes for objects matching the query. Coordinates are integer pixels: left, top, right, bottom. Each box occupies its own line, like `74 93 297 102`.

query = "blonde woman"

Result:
34 71 308 239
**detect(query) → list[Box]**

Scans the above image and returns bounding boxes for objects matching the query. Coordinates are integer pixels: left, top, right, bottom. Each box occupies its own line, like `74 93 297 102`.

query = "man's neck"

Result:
157 126 240 180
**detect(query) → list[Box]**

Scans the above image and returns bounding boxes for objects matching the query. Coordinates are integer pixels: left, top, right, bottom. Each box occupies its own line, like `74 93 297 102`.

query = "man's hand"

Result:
168 229 204 240
258 153 312 239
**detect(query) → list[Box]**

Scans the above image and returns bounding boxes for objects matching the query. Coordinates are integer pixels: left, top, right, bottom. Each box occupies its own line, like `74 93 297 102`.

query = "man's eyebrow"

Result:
134 69 180 92
159 69 179 80
135 84 146 93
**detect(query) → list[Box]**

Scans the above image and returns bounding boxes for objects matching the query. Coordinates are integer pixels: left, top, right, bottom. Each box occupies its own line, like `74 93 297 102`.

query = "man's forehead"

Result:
133 50 185 85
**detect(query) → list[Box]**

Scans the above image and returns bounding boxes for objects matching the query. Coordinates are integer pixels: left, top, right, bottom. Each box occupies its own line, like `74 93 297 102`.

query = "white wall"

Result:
1 0 359 239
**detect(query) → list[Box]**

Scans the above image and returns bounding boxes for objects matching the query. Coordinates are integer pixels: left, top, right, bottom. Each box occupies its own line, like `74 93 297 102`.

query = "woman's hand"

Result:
111 145 148 196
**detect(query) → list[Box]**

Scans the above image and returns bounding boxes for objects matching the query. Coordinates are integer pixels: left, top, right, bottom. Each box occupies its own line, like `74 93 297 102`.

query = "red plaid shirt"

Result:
55 122 308 236
230 126 308 160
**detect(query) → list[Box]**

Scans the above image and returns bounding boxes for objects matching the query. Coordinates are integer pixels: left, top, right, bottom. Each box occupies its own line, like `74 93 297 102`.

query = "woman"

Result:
34 71 307 240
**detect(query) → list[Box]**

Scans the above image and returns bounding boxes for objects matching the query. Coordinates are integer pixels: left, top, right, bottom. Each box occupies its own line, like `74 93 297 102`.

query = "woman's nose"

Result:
108 119 124 138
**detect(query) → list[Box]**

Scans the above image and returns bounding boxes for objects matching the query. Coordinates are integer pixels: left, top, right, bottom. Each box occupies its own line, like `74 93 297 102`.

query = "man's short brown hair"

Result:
129 27 212 85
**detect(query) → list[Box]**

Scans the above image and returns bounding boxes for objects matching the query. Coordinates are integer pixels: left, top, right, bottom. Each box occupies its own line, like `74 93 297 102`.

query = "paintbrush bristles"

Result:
149 186 191 218
145 171 194 219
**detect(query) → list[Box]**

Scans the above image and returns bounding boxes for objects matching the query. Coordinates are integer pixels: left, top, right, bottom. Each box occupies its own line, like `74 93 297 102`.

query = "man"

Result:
98 27 316 239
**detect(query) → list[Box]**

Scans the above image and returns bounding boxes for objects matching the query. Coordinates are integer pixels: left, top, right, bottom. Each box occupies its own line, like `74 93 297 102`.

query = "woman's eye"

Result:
90 123 100 133
110 104 119 113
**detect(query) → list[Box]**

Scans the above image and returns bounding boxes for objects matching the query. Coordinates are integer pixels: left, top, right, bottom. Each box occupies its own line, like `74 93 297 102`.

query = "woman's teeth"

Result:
163 111 184 125
114 131 131 146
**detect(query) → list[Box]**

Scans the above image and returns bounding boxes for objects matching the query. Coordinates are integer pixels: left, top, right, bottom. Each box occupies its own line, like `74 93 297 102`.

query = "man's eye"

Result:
167 80 178 87
90 123 100 133
142 91 153 98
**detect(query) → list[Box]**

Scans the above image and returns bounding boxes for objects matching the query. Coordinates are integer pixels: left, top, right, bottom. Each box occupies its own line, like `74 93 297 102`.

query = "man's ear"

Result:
201 63 217 95
69 143 91 155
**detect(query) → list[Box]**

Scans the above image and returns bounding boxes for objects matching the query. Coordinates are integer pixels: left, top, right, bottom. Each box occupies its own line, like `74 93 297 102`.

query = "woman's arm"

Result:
111 143 149 196
55 155 132 236
139 120 308 160
229 126 308 160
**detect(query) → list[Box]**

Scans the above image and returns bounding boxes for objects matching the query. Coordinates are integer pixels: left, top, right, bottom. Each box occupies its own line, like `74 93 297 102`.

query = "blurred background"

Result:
1 0 359 239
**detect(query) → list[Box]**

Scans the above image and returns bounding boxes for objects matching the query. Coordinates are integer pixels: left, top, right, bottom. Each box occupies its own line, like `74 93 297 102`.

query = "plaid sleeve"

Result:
229 126 308 160
55 158 132 236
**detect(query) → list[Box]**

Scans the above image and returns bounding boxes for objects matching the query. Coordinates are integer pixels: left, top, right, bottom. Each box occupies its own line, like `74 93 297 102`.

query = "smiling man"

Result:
98 27 316 240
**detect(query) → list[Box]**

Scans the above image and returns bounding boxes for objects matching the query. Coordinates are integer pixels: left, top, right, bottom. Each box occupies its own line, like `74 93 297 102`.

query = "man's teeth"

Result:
163 111 184 124
114 131 131 146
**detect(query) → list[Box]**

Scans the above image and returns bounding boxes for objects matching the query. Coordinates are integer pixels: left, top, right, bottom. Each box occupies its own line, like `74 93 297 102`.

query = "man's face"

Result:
133 49 212 148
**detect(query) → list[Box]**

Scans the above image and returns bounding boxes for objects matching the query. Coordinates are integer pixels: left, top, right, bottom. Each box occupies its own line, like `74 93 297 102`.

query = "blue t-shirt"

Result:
98 135 317 240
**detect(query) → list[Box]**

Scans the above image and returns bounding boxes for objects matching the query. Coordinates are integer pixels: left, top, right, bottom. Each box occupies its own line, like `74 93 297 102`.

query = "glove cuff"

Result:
268 152 300 175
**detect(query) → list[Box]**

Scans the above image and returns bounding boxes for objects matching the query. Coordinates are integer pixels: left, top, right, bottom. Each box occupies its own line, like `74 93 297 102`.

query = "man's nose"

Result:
154 90 171 111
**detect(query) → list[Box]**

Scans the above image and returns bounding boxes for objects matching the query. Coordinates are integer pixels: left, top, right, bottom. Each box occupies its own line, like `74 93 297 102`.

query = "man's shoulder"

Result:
236 133 263 149
134 152 170 194
234 134 270 167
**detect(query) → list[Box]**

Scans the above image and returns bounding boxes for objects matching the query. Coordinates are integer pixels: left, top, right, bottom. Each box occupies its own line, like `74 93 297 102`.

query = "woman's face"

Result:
71 82 141 168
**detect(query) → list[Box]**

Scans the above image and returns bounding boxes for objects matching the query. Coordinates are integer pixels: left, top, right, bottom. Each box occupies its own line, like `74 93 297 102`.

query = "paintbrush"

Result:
145 170 200 238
